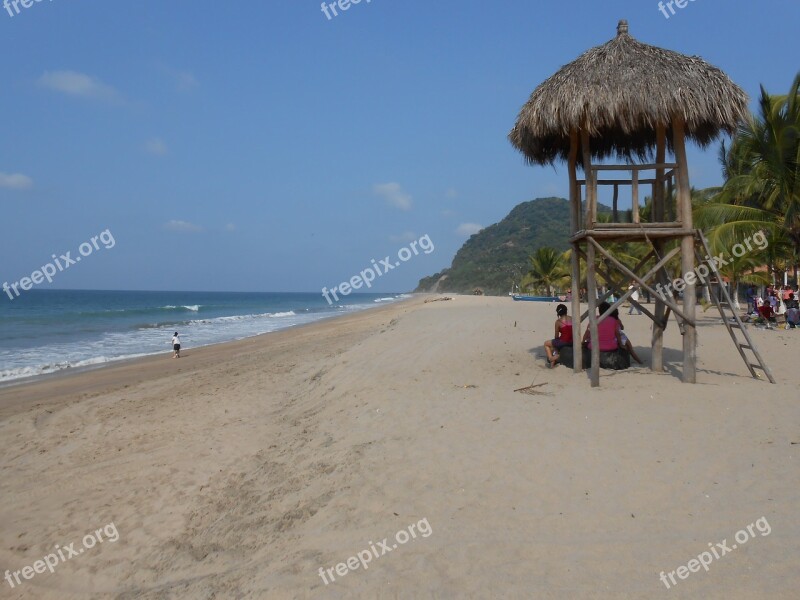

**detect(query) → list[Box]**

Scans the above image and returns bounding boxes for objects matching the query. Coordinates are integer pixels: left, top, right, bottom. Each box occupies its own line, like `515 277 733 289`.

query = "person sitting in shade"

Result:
582 301 623 354
757 303 777 327
544 303 573 368
611 308 644 364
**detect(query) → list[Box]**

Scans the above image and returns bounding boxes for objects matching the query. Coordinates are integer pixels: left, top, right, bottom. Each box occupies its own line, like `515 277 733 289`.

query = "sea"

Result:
0 290 410 385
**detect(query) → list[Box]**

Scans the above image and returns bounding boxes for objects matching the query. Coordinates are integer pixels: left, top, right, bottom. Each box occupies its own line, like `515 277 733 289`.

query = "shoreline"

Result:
0 292 425 393
0 295 422 418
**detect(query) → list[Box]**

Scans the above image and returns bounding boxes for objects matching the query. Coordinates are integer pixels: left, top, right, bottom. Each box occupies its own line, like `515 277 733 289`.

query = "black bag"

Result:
558 345 630 370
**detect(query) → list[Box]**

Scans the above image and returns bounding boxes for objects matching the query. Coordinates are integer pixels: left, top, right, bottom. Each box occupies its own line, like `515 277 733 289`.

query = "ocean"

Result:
0 289 409 384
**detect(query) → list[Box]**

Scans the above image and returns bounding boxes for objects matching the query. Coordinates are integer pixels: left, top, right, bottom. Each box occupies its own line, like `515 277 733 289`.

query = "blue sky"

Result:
1 0 798 294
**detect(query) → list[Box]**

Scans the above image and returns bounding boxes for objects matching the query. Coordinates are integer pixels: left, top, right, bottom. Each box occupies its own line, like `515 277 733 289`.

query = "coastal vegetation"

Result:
417 74 799 298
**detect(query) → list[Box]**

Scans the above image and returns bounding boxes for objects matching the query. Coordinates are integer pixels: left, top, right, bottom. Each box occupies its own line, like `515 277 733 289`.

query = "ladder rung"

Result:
695 229 774 384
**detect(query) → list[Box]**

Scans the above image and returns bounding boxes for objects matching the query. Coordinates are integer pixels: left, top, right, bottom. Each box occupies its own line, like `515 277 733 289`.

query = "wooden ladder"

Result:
695 231 776 383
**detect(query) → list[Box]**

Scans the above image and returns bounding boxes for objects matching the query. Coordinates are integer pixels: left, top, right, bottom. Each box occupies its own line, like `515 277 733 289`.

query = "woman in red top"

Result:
545 304 573 368
582 301 623 352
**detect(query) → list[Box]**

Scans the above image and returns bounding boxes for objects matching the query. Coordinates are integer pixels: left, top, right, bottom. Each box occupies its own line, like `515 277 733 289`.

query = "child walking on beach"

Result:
544 304 573 368
172 332 181 358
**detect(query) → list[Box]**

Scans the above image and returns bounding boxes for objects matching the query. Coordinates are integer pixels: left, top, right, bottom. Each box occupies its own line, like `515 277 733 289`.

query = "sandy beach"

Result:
1 295 798 599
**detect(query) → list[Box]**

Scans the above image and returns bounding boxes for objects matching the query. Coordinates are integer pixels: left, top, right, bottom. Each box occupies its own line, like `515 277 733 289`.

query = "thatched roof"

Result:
509 20 748 166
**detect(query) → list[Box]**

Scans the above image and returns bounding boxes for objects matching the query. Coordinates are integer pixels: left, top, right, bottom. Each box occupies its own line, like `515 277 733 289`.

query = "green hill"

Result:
416 197 574 295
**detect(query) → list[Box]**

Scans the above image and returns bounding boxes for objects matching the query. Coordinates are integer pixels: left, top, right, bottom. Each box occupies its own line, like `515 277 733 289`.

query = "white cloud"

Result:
144 138 168 156
37 70 120 101
441 209 456 217
164 220 204 233
456 223 483 236
159 64 199 91
0 172 33 190
174 71 198 91
389 231 416 243
373 182 412 211
224 223 236 232
445 188 458 199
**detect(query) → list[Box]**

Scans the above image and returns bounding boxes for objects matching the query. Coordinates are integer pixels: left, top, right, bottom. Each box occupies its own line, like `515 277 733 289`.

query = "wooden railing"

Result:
575 162 680 231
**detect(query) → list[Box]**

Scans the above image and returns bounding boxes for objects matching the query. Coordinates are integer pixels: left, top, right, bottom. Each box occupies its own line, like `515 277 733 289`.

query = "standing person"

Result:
746 286 756 313
544 304 573 368
172 331 181 358
627 284 642 315
785 293 799 328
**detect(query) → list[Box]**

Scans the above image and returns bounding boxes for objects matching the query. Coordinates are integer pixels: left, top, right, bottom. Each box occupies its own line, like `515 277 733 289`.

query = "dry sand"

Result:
1 295 798 599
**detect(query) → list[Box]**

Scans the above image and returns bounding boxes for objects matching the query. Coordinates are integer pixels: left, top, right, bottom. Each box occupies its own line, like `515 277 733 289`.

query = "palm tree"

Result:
523 247 569 296
699 72 800 285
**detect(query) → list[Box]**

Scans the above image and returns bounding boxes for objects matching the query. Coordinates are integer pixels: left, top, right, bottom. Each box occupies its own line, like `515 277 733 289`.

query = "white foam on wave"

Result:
1 301 387 384
0 351 158 384
203 310 296 324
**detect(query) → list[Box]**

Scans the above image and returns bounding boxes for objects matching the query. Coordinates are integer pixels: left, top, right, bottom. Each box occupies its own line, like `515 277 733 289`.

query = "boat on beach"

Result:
511 294 564 302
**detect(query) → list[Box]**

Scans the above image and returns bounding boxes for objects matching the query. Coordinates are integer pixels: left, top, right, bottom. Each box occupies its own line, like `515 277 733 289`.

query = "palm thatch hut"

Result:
510 20 750 386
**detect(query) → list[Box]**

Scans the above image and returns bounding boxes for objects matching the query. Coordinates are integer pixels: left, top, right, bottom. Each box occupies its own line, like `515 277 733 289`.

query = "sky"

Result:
1 0 798 294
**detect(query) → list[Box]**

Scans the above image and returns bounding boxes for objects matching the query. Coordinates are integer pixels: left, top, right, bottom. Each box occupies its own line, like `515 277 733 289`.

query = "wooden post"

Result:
631 170 639 224
654 127 666 223
673 117 696 383
581 130 595 229
612 184 619 223
651 124 667 372
568 129 583 372
587 241 600 387
580 130 599 386
668 176 676 222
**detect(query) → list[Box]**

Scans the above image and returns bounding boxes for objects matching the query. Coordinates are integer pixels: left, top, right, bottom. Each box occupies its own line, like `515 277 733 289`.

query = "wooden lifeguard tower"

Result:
510 20 774 386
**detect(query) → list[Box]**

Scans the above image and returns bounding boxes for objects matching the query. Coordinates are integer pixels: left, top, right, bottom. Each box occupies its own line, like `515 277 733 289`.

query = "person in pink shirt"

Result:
582 301 623 352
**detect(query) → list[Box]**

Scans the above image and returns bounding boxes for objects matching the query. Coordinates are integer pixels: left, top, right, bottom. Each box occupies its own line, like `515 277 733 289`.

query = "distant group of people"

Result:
745 285 800 328
544 302 643 368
